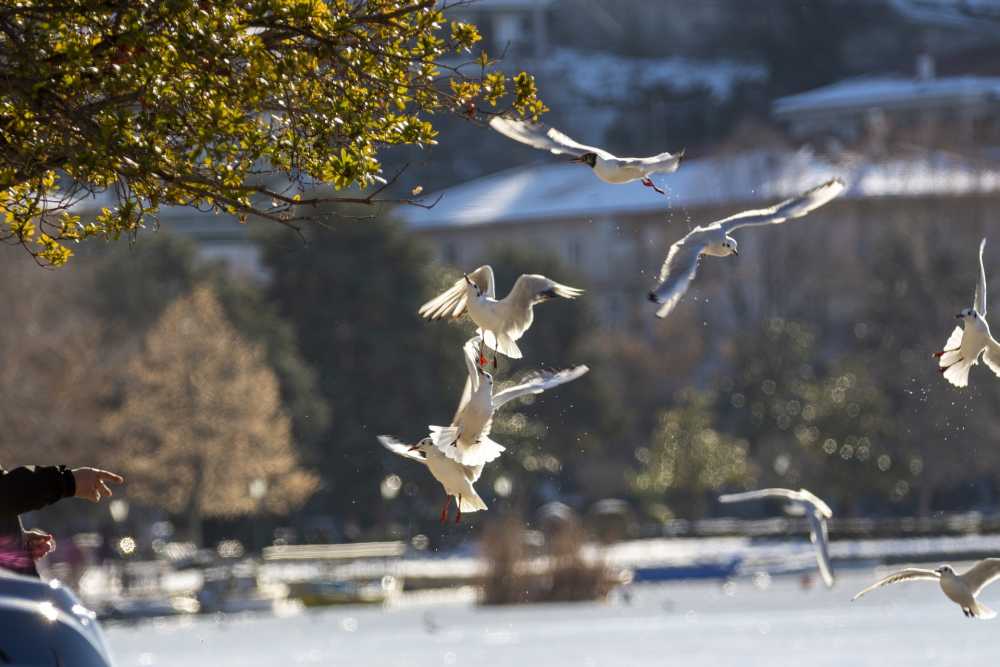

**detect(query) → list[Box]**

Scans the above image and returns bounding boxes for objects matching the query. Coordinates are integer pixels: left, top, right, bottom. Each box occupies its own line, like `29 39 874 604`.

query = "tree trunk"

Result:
180 461 205 546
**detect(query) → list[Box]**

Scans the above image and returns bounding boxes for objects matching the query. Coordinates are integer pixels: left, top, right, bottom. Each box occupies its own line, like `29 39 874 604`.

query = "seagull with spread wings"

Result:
648 178 846 319
489 117 683 194
718 487 836 588
853 559 1000 619
935 238 1000 388
419 266 583 366
429 337 589 467
376 435 486 524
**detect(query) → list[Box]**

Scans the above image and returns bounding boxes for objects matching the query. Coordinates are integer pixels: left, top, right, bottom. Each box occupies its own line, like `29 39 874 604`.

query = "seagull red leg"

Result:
641 178 666 195
455 495 462 524
440 495 450 524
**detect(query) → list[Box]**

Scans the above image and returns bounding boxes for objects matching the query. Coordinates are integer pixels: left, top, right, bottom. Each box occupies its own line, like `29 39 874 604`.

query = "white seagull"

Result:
853 559 1000 619
418 266 583 365
429 336 589 467
376 435 487 524
648 178 846 319
935 238 1000 388
489 117 683 194
719 487 835 588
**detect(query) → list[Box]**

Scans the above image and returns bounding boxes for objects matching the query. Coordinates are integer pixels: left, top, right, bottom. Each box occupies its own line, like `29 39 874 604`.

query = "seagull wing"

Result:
983 338 1000 378
418 266 495 320
852 568 940 601
376 435 427 464
807 512 835 588
501 274 584 340
492 365 590 410
975 238 987 316
717 179 845 234
453 336 483 422
962 558 1000 596
489 117 610 158
797 489 834 518
717 488 803 504
649 232 709 319
465 463 485 484
619 148 685 174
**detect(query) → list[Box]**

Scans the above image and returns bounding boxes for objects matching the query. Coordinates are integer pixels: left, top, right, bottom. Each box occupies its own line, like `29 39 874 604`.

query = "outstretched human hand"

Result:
72 468 124 503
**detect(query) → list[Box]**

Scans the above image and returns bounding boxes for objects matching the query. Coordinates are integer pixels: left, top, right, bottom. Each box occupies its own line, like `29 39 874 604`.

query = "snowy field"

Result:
105 566 1000 667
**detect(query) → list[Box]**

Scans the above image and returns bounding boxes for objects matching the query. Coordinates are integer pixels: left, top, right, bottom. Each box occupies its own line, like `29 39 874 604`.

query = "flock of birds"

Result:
376 117 1000 618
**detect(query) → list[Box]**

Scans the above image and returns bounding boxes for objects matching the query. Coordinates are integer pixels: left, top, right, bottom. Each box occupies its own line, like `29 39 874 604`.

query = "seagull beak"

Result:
956 313 964 319
463 273 473 286
732 249 739 256
569 155 585 163
407 444 421 452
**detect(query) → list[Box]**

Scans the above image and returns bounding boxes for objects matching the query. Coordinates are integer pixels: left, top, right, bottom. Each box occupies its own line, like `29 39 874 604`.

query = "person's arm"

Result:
0 465 76 516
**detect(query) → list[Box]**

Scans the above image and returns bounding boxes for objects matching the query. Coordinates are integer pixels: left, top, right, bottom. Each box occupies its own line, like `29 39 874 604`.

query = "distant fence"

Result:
651 512 1000 539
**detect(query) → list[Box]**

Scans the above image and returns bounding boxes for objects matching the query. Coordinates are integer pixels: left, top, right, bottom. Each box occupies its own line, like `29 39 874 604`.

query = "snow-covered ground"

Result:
106 564 1000 667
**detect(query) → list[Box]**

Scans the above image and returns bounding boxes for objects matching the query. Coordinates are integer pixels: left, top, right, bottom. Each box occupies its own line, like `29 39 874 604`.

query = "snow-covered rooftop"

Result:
774 76 1000 116
545 48 767 102
398 150 1000 230
890 0 1000 28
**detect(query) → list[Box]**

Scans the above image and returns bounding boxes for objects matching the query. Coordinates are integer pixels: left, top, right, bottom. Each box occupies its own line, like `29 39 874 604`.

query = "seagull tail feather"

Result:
971 600 997 620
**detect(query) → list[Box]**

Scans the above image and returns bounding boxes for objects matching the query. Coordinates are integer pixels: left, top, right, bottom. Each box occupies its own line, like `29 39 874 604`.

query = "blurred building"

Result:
890 0 1000 30
397 149 1000 330
773 59 1000 146
446 0 556 60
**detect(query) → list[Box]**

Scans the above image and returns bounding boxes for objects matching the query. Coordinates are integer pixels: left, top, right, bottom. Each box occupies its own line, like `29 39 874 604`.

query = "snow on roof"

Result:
398 150 1000 230
774 76 1000 116
546 48 767 102
890 0 1000 28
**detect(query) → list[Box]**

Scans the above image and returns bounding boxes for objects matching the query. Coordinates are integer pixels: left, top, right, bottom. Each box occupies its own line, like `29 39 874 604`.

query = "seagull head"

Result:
407 437 434 453
722 236 739 256
935 565 956 576
571 152 598 168
956 308 977 321
463 273 482 297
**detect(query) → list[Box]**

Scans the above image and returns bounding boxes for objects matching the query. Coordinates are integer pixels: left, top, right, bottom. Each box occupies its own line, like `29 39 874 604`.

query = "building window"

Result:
494 12 528 54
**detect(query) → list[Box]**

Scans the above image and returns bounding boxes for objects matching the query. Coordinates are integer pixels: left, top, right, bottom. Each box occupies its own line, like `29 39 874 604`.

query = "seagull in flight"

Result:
935 238 1000 388
419 266 583 366
376 435 487 524
719 488 835 588
648 178 846 319
489 117 683 194
853 559 1000 619
429 337 589 467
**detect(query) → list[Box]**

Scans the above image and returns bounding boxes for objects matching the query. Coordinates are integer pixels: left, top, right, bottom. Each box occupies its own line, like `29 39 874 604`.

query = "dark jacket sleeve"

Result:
0 465 76 517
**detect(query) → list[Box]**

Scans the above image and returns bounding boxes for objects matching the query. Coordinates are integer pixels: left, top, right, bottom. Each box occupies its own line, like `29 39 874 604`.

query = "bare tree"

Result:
103 286 318 544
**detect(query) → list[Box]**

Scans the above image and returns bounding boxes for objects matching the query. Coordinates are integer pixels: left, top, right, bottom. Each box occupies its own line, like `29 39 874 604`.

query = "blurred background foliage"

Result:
3 0 1000 548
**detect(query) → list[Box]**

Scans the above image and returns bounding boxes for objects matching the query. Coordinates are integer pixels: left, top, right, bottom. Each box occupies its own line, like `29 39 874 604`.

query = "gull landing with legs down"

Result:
428 336 590 468
376 435 486 524
935 238 1000 388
